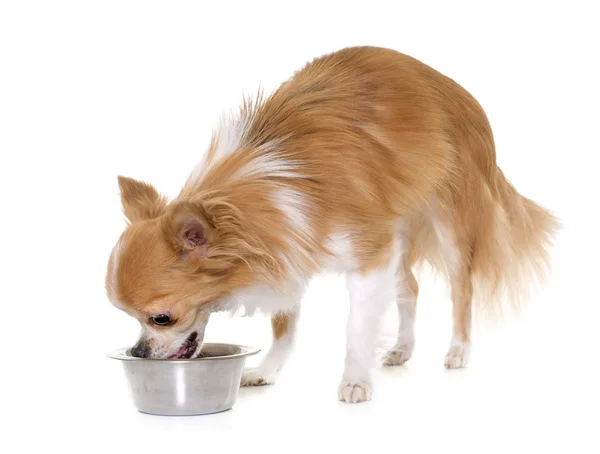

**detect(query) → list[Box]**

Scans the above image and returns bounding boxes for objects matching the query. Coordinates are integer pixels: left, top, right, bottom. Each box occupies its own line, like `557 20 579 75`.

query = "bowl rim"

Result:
107 342 260 363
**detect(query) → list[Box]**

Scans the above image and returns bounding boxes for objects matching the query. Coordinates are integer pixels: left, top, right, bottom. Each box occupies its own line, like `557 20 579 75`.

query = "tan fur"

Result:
107 46 558 359
271 312 290 340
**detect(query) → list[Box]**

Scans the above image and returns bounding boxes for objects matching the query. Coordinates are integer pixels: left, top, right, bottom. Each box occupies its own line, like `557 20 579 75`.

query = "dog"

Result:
106 46 558 403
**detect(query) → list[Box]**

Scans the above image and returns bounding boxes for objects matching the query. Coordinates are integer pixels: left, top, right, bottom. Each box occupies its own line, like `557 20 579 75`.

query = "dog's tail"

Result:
470 169 560 317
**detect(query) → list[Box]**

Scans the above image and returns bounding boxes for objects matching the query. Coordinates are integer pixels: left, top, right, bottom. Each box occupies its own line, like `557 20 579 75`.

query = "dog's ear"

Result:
162 201 214 257
162 199 276 276
117 176 167 223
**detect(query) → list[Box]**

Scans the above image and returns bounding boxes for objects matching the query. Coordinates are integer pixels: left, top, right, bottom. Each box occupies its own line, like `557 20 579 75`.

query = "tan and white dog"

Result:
106 46 558 403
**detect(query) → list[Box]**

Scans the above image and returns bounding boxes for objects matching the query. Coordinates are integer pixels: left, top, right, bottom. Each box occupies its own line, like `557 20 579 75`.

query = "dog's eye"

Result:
151 314 171 326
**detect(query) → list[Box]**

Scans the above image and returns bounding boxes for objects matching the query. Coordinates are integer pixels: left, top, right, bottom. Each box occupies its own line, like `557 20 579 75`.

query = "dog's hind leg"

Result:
433 220 473 369
383 235 419 366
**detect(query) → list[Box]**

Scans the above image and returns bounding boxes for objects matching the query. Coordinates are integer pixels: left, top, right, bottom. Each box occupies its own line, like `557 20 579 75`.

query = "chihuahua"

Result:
106 46 557 403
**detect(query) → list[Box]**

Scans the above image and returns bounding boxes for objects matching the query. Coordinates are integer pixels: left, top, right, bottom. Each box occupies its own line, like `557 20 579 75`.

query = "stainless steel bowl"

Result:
108 343 259 416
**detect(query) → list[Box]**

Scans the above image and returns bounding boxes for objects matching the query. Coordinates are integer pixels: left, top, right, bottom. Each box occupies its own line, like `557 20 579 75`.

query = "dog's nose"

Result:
131 342 150 358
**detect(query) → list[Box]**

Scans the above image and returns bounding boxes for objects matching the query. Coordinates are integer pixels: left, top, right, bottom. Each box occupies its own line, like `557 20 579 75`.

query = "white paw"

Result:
383 344 414 366
444 342 470 369
241 368 277 387
338 380 372 403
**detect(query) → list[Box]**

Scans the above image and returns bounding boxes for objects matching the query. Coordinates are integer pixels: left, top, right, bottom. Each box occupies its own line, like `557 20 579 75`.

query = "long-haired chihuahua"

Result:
106 47 558 403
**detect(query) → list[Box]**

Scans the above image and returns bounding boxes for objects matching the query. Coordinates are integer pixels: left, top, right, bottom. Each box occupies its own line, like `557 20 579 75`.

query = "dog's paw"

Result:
382 344 414 366
241 368 276 387
338 380 372 403
444 342 470 369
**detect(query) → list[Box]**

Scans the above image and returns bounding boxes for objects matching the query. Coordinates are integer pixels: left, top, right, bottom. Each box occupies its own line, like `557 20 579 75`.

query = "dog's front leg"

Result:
241 308 299 386
338 239 399 403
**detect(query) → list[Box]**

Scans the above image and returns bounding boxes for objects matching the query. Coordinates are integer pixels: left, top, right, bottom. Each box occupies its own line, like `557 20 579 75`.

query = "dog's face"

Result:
106 176 255 359
106 219 214 359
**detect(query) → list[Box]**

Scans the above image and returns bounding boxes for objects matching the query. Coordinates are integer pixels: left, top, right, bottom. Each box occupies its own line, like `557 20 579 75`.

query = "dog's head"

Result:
106 176 259 359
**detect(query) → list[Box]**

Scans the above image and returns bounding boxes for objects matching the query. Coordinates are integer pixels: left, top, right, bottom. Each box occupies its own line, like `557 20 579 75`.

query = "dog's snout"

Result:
131 342 150 358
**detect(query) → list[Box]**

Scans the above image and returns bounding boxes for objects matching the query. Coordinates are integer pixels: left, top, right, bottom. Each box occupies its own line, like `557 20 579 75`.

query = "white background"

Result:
1 1 599 453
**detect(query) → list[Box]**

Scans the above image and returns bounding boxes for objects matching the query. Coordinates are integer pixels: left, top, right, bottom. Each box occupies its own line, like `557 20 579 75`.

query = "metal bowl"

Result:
108 343 260 416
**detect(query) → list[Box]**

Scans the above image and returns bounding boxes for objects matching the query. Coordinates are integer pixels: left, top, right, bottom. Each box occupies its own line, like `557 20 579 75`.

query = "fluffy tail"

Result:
471 171 560 317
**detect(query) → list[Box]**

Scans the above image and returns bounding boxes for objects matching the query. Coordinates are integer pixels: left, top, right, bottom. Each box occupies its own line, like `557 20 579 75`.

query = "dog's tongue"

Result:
169 343 190 359
169 332 199 359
